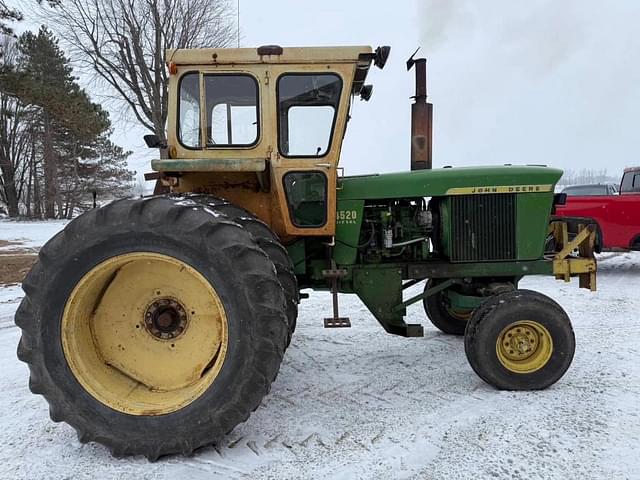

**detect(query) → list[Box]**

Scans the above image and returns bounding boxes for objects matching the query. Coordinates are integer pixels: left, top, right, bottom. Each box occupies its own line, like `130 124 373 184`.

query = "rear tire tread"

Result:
187 194 299 344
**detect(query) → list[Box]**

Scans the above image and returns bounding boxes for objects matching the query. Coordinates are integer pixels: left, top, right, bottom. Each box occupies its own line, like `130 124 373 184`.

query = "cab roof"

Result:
166 45 373 66
166 45 376 97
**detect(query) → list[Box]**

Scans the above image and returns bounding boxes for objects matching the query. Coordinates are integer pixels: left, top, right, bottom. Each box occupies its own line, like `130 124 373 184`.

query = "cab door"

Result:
270 64 355 237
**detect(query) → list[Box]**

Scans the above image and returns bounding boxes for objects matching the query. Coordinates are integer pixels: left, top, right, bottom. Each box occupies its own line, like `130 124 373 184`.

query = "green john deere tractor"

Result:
15 45 596 459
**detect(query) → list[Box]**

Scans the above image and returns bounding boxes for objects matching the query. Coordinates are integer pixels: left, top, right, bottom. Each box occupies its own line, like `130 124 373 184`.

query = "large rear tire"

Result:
15 195 289 459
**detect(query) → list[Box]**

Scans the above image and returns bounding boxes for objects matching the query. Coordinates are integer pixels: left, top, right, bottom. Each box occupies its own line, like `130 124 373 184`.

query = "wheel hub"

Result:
145 298 188 340
496 320 553 374
502 327 537 360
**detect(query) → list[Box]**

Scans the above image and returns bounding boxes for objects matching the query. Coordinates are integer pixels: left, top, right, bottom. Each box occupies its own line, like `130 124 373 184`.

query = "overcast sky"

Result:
11 0 640 181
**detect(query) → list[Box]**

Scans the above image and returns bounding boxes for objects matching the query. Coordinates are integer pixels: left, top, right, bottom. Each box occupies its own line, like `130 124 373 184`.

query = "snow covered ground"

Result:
0 220 67 253
0 220 638 479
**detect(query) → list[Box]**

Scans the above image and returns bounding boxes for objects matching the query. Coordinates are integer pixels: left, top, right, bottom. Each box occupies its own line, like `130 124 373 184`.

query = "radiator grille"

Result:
450 194 517 262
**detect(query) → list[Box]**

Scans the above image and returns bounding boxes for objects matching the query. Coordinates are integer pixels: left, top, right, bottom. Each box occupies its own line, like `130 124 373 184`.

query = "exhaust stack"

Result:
407 52 433 170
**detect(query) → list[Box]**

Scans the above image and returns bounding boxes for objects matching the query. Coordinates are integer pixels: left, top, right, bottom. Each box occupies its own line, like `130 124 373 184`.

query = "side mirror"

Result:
374 46 391 69
553 193 567 206
144 134 167 149
360 84 373 101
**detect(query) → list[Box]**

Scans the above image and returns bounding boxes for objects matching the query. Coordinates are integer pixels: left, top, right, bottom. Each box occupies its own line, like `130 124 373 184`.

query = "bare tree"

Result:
558 169 620 187
0 37 32 217
46 0 237 152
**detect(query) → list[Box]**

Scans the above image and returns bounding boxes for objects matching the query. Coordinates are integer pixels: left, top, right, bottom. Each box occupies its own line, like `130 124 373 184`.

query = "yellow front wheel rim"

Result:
62 252 228 416
446 305 473 322
496 320 553 374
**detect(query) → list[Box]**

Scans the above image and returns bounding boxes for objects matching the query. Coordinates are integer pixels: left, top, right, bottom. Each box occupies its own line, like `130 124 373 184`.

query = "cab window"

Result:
178 72 201 148
283 172 328 227
205 74 259 147
277 73 342 157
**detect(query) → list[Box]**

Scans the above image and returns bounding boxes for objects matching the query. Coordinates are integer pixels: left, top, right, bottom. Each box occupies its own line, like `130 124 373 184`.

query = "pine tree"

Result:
3 26 130 218
0 26 134 218
15 27 101 217
57 132 134 217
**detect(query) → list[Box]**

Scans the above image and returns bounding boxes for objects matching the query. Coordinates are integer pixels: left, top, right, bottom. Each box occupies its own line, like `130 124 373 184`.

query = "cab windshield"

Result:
178 72 259 149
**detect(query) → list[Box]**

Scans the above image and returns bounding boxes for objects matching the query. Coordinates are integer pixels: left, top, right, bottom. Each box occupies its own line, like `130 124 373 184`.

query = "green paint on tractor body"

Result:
334 165 560 266
336 165 561 200
291 164 564 336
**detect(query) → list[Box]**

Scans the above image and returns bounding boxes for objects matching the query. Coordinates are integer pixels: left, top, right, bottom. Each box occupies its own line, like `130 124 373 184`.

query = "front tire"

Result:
423 280 473 335
15 195 289 459
464 290 575 390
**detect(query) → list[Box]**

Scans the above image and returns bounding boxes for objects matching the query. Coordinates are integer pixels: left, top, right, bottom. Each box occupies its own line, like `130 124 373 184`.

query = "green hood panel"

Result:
337 165 563 200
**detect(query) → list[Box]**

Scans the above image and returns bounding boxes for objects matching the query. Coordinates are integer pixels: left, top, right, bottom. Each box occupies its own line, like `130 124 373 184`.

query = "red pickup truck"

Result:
554 167 640 251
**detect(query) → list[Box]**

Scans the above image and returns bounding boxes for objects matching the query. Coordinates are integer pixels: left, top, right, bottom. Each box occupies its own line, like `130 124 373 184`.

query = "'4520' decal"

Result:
336 210 358 224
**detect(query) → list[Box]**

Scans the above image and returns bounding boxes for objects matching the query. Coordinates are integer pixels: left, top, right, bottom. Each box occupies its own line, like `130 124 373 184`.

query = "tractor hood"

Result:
337 165 563 200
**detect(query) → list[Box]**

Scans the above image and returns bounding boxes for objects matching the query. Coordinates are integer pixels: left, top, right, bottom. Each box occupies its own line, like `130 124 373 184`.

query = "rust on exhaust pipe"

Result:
408 55 433 170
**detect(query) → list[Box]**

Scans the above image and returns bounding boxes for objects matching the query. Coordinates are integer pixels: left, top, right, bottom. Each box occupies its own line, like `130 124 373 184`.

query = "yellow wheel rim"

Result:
61 252 228 416
446 305 473 322
440 292 472 321
496 320 553 374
